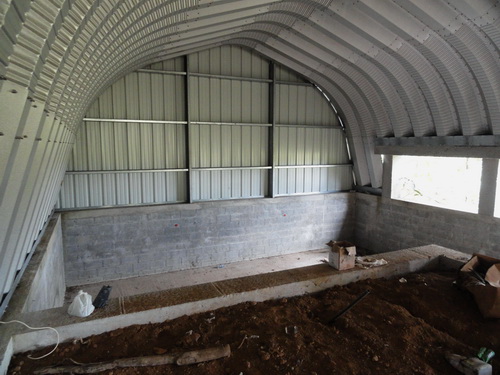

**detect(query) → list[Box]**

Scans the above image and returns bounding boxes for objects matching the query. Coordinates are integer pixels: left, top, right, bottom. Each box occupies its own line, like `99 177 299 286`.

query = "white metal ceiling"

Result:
0 0 499 300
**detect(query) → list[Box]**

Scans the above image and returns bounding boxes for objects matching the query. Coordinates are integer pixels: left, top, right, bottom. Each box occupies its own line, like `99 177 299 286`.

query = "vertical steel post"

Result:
268 61 276 197
185 55 193 203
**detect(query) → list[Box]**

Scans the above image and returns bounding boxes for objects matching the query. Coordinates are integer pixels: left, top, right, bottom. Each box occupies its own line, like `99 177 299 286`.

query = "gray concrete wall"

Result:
62 193 355 286
354 193 500 258
4 214 66 315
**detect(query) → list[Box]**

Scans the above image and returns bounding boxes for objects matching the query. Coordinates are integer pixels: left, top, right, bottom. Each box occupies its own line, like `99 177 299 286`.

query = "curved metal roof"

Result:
2 1 499 184
0 0 499 299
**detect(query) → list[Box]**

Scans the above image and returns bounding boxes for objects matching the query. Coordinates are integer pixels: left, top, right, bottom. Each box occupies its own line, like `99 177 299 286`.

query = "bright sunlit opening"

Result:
391 156 482 213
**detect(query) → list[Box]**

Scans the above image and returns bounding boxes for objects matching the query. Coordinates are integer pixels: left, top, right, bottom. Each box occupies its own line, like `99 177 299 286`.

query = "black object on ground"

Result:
93 285 112 308
328 290 370 324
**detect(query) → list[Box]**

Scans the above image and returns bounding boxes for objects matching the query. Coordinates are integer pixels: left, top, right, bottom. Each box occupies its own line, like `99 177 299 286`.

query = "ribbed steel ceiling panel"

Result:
447 24 500 134
397 43 458 136
482 18 500 47
356 58 411 137
418 35 488 135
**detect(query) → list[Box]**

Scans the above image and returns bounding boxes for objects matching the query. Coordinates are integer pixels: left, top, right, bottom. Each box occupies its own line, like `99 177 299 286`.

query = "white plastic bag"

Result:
67 290 95 317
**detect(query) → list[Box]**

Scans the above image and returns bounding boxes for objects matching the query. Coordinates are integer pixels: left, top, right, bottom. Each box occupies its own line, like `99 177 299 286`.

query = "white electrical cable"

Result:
0 320 60 360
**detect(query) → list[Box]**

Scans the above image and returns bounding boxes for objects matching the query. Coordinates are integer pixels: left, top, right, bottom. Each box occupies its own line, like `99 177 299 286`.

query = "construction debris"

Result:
328 290 370 324
355 256 388 268
458 254 500 318
445 353 492 375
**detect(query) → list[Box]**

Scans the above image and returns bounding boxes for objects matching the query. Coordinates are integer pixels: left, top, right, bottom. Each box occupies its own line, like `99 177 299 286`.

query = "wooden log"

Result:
176 344 231 365
34 345 231 374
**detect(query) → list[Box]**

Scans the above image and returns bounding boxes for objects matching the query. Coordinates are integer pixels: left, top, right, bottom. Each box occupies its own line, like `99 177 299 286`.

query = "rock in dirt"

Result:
260 351 271 361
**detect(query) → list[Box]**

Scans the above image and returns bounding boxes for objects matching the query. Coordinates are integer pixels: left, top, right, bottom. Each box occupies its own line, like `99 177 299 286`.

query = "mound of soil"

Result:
9 271 500 375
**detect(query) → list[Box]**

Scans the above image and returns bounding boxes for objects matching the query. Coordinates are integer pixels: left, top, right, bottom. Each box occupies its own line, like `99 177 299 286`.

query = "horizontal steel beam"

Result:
275 164 352 169
192 166 272 171
276 81 314 87
190 72 272 83
66 169 189 175
276 124 343 129
191 121 272 127
137 69 187 76
375 136 500 158
83 118 188 125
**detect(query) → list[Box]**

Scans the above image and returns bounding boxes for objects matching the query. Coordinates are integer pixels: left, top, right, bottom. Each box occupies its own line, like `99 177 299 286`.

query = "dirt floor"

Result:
9 271 500 375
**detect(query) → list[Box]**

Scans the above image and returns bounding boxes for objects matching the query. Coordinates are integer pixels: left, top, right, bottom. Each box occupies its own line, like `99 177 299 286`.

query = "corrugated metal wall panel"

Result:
145 56 185 71
274 166 353 196
59 45 351 207
125 73 140 118
275 84 339 127
190 124 269 168
274 122 352 195
276 128 349 165
189 45 269 79
60 120 188 208
275 63 308 83
67 126 186 181
191 170 268 201
189 77 269 123
60 172 187 208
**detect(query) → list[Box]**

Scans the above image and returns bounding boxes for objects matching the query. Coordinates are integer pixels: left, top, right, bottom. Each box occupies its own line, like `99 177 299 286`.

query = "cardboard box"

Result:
459 254 500 319
327 241 356 270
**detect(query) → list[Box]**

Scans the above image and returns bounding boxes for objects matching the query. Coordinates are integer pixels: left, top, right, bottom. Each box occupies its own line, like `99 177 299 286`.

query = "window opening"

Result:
391 155 481 214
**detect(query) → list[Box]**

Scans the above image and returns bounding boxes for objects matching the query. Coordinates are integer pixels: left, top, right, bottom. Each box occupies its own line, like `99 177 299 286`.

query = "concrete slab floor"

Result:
65 248 332 302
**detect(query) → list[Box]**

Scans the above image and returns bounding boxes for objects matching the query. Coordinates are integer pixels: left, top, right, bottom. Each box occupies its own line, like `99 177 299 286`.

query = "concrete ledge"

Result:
0 245 469 374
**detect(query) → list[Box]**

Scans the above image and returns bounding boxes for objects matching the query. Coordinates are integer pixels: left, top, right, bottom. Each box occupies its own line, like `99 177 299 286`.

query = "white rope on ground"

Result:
0 320 59 360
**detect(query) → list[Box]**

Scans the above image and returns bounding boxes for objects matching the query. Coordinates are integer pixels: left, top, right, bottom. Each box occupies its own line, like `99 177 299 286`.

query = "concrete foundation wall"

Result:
5 214 66 315
354 193 500 258
62 193 355 286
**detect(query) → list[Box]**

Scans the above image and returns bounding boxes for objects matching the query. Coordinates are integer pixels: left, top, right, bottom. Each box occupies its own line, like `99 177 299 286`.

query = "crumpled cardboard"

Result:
459 254 500 319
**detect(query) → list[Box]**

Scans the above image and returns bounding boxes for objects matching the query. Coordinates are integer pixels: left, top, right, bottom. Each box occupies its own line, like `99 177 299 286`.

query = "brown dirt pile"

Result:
9 271 500 375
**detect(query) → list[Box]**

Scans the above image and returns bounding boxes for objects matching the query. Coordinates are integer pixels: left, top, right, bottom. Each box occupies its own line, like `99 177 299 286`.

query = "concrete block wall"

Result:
354 193 500 258
62 193 355 286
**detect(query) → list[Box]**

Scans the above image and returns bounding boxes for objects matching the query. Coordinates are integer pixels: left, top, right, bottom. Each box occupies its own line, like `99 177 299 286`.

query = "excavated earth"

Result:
8 271 500 375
